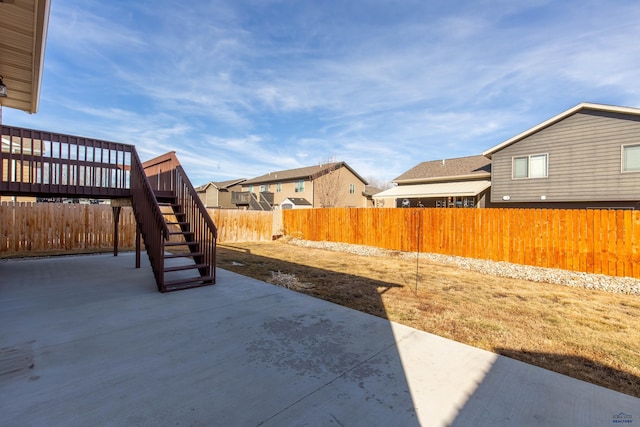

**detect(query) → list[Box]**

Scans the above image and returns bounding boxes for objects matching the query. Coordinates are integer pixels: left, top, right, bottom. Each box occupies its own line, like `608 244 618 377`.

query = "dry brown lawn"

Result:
217 240 640 398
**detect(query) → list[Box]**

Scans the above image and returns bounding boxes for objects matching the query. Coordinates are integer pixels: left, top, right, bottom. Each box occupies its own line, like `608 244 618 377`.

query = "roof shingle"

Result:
394 155 491 183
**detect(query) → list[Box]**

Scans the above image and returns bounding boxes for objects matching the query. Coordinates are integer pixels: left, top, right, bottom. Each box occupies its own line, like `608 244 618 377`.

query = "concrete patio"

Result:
1 252 638 426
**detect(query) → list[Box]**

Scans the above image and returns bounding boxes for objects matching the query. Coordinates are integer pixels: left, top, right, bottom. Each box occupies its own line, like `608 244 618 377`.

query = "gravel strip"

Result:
286 239 640 296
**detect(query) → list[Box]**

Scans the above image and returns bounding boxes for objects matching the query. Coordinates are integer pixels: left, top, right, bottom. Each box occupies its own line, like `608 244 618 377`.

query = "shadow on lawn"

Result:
217 244 405 319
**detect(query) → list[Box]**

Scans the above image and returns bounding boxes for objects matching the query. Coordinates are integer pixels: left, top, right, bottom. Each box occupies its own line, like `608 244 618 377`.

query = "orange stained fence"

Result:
282 208 640 279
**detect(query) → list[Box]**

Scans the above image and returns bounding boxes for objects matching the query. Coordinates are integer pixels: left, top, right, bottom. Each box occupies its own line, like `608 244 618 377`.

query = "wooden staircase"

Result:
0 125 216 293
155 190 215 291
140 152 217 293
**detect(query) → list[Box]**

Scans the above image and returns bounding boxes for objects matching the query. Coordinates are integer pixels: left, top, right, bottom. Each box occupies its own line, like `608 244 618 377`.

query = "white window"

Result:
622 144 640 172
294 180 304 192
276 183 282 192
349 184 355 194
513 154 548 179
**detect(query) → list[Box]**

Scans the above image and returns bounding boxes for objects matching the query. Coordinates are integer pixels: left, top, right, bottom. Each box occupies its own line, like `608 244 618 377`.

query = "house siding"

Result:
491 111 640 204
241 167 367 208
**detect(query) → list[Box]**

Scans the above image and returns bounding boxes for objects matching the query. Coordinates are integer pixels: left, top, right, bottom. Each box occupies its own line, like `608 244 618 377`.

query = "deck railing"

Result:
1 125 173 290
1 125 133 198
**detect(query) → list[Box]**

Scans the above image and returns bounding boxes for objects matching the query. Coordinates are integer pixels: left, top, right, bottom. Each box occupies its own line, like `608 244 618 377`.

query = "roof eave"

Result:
482 102 640 158
30 0 51 114
394 172 491 185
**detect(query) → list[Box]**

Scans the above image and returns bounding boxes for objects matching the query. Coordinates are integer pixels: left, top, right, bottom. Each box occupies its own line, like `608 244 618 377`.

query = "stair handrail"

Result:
173 164 217 284
142 151 217 288
130 149 169 289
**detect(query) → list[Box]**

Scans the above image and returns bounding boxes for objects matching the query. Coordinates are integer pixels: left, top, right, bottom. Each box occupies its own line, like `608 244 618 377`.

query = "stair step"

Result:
166 221 189 226
163 276 215 292
165 241 200 247
164 263 208 273
169 231 194 236
164 252 204 259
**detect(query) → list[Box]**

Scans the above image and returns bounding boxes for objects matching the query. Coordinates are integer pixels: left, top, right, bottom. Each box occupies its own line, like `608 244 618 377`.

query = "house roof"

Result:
214 178 246 189
281 197 312 206
196 178 246 192
0 0 51 113
373 180 491 199
482 102 640 158
243 162 368 185
363 185 383 197
393 155 491 184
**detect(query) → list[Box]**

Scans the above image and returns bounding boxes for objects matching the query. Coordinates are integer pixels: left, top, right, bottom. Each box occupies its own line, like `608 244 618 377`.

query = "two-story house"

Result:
373 155 492 208
195 178 246 209
482 102 640 209
236 162 369 209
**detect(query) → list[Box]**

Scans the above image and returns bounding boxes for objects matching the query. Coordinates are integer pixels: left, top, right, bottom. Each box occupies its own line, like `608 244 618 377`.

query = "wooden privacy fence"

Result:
0 203 276 256
282 208 640 279
0 202 136 254
207 209 274 243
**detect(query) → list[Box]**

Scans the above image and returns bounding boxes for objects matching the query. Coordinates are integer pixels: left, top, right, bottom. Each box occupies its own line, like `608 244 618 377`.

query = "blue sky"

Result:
5 0 640 186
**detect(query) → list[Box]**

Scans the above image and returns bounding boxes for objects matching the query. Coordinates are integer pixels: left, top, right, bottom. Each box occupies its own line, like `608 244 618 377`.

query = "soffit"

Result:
0 0 51 114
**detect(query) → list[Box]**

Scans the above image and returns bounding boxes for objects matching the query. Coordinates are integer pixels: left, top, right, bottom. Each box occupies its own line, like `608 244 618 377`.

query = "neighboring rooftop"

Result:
394 155 491 184
196 179 246 192
243 162 368 185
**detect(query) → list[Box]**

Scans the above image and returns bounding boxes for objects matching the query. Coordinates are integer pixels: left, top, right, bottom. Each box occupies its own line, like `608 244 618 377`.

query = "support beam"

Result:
136 224 141 268
112 206 122 256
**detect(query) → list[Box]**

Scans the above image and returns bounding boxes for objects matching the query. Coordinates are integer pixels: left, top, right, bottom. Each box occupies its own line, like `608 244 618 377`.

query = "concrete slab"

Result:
0 253 638 426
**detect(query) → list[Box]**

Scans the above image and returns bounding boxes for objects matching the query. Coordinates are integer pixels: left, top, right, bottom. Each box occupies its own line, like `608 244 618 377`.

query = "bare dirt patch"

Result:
217 240 640 398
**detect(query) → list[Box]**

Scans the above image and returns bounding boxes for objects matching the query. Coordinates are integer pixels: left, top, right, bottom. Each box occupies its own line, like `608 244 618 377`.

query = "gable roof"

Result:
196 178 246 192
243 162 368 185
393 155 491 184
214 178 246 189
482 102 640 158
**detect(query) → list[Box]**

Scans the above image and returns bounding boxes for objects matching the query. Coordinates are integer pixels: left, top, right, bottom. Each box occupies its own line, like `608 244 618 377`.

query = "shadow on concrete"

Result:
3 251 639 426
450 349 640 426
0 252 423 425
495 348 640 399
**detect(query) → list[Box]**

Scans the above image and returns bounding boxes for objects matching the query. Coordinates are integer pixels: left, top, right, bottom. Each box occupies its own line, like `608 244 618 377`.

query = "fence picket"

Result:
282 207 640 279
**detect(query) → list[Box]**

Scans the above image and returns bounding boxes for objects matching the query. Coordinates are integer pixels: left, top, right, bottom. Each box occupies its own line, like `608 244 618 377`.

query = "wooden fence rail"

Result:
0 203 275 256
282 208 640 279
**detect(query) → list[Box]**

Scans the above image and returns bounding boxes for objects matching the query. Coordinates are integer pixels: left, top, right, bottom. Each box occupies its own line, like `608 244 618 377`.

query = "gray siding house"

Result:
483 103 640 209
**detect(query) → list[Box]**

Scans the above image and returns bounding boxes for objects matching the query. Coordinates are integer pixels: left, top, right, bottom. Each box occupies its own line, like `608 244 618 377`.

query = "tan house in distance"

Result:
236 162 369 209
195 178 246 209
373 155 492 208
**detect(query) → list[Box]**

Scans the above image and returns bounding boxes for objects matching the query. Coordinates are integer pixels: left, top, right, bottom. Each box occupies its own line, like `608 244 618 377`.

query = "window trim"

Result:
512 153 548 179
621 144 640 173
349 183 355 194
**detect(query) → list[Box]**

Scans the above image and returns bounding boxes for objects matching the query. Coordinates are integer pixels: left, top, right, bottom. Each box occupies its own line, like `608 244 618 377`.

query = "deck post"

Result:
112 206 122 256
136 224 141 268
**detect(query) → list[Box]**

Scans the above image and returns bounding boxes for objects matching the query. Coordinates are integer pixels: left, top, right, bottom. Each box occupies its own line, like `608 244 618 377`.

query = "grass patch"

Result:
217 241 640 398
